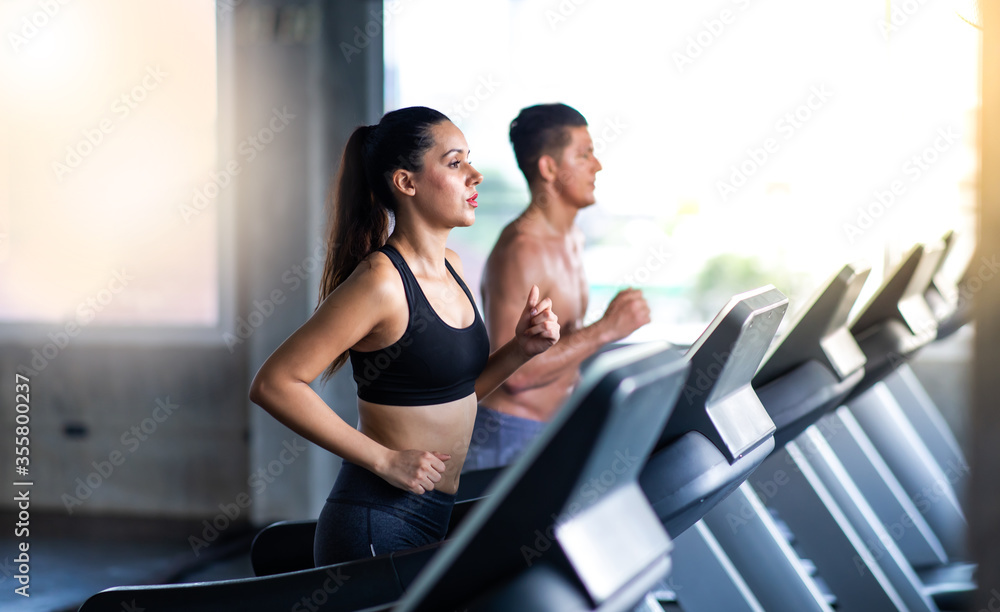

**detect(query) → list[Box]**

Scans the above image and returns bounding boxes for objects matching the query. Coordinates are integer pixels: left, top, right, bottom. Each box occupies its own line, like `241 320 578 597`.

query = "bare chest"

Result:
542 244 589 333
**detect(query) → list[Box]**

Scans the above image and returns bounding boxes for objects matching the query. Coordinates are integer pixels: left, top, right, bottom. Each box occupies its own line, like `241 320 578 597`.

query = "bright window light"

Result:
384 0 979 343
0 0 219 326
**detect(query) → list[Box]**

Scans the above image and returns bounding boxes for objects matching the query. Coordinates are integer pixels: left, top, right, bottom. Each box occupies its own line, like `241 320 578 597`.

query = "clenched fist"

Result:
515 284 560 358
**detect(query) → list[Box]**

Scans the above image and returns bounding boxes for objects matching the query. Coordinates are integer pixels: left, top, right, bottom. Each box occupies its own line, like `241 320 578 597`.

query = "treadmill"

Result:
79 342 690 612
640 285 787 535
882 233 973 504
762 243 973 611
686 262 872 612
699 255 943 610
636 285 788 611
837 241 968 561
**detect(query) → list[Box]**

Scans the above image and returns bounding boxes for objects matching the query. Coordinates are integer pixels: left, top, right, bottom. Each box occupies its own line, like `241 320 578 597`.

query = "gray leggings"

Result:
314 461 455 566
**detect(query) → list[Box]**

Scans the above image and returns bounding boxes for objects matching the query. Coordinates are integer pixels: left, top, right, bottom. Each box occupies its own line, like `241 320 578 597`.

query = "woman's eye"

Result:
449 160 460 168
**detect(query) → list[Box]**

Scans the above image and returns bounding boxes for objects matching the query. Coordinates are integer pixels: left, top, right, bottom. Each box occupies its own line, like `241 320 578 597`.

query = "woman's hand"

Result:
515 285 560 359
376 449 451 494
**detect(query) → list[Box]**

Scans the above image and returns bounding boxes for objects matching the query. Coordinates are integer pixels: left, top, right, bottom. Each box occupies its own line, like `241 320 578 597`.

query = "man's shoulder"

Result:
490 225 551 262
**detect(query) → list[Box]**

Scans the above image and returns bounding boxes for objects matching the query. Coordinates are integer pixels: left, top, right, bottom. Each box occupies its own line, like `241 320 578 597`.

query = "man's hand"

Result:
599 288 651 341
376 449 450 494
515 285 560 358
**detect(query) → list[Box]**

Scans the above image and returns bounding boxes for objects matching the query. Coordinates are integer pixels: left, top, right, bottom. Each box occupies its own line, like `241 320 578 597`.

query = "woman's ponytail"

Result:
317 125 388 379
316 106 449 381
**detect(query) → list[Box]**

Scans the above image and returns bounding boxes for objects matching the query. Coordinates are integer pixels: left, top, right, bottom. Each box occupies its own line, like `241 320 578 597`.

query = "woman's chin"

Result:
443 215 475 230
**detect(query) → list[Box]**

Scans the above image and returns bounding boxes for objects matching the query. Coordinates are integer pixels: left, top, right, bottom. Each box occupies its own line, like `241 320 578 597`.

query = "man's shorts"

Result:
463 405 548 472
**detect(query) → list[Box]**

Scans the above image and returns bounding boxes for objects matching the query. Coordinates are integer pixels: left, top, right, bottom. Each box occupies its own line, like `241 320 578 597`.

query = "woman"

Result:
248 106 560 566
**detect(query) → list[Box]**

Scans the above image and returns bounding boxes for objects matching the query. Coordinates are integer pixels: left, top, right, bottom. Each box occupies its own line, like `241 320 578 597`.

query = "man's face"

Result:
551 126 603 208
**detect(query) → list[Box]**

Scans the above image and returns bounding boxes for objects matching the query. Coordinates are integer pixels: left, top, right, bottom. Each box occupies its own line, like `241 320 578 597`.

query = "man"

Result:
464 103 650 471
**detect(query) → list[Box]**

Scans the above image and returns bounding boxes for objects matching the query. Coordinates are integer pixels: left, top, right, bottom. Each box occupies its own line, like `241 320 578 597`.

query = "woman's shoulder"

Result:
316 250 405 316
348 249 404 297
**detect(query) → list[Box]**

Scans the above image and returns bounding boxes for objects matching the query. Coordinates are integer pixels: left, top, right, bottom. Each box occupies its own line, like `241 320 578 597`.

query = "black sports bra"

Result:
349 244 490 406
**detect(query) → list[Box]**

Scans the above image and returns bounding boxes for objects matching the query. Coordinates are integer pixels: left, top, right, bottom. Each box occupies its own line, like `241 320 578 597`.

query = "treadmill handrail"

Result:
850 242 944 340
755 262 870 385
658 285 787 461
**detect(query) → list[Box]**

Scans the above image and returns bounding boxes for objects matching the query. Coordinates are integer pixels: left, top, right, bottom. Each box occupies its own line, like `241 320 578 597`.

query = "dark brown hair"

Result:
318 106 449 380
509 103 588 185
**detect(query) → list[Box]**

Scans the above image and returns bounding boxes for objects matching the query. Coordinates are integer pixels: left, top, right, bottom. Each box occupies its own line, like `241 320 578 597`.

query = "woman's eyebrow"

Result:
440 148 466 158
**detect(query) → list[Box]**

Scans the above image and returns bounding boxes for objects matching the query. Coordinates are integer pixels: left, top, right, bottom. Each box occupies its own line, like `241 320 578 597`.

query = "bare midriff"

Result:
357 391 478 495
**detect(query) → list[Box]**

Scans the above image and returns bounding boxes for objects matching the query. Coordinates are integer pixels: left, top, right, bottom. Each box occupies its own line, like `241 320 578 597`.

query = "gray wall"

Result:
235 0 385 525
2 345 247 517
0 0 383 528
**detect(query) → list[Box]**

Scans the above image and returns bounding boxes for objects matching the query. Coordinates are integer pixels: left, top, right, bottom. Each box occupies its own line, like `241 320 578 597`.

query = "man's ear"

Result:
537 154 558 183
391 168 416 197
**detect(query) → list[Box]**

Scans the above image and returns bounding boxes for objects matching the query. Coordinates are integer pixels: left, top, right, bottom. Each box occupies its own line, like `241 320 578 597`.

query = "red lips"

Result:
467 193 478 207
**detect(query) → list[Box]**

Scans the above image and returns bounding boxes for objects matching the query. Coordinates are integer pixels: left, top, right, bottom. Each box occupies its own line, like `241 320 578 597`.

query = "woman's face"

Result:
405 121 483 228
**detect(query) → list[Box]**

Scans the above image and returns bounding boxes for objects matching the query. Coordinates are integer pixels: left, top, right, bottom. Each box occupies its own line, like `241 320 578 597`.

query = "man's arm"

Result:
481 239 649 396
502 321 612 393
444 249 560 399
473 286 559 399
483 238 596 394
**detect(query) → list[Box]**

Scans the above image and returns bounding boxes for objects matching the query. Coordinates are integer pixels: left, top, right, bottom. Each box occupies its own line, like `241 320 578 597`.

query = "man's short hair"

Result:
509 103 588 185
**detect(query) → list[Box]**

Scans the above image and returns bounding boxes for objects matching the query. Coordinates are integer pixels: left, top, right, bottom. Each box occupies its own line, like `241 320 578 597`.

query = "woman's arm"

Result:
474 285 560 400
249 259 448 494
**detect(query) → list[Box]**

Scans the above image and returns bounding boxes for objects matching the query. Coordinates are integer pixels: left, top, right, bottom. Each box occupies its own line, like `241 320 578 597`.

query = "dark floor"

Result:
0 511 258 612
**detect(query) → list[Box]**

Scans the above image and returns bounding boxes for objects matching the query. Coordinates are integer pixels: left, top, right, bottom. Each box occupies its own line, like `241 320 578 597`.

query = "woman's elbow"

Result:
248 381 263 406
250 369 307 408
248 371 274 407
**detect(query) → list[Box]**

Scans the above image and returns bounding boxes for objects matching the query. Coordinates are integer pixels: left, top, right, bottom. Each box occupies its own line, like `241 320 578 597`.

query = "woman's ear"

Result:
391 168 417 197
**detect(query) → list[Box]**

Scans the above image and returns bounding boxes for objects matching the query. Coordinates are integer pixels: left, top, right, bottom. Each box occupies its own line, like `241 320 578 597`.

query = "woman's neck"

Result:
386 223 451 277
